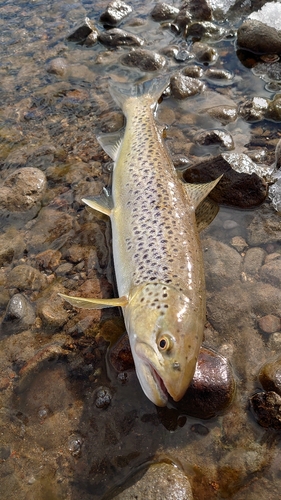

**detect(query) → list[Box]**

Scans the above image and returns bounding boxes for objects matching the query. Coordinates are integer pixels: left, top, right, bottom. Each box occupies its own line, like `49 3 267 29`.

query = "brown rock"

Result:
250 391 281 429
260 260 281 287
237 19 281 55
7 265 47 292
243 247 266 277
258 314 281 334
170 73 205 99
175 347 236 419
121 48 166 71
259 357 281 395
100 1 133 26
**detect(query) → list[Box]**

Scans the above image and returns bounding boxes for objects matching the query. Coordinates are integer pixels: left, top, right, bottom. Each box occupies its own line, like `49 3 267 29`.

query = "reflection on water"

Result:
1 1 281 499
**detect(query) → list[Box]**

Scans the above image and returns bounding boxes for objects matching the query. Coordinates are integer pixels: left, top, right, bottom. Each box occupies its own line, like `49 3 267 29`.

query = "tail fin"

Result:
108 75 170 111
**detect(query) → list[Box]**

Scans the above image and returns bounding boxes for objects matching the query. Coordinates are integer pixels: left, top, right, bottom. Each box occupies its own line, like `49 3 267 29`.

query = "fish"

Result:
59 76 221 407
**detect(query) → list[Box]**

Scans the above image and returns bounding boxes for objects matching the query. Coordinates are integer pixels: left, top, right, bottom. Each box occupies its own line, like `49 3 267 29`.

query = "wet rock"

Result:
0 167 46 213
259 357 281 395
182 65 204 78
151 3 179 21
205 68 234 82
67 17 98 44
183 155 267 208
173 0 211 33
113 462 193 500
121 48 166 71
46 58 68 76
55 262 73 276
174 45 193 63
186 21 225 41
258 315 281 334
239 97 269 121
95 386 112 409
37 297 68 330
260 259 281 287
0 229 25 267
194 129 234 150
175 347 236 419
237 19 281 55
68 433 83 457
172 8 192 33
203 237 242 289
205 105 238 124
275 138 281 169
1 294 35 335
170 73 205 99
250 391 281 429
192 42 218 63
243 247 266 277
7 265 47 292
100 1 132 26
98 28 143 47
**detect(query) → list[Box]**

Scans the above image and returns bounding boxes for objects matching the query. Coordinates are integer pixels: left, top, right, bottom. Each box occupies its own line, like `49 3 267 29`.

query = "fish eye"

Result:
158 334 173 352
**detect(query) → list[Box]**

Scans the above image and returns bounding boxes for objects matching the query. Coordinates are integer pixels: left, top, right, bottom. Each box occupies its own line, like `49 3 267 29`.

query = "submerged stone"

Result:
250 391 281 429
7 265 47 292
1 293 35 335
186 21 225 41
205 105 238 124
67 17 98 43
170 73 205 99
98 28 143 47
121 48 166 71
194 129 234 150
192 41 218 63
260 260 281 288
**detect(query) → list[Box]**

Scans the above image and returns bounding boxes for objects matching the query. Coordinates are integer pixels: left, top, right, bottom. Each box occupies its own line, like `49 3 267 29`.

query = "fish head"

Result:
124 283 204 407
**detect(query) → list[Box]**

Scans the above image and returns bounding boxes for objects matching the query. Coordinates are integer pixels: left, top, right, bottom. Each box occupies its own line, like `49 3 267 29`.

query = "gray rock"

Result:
46 58 68 76
260 259 281 287
100 1 132 26
206 105 238 124
186 21 225 41
194 129 234 150
7 265 48 292
1 294 35 334
170 73 205 99
192 42 218 63
239 97 269 122
121 48 166 71
237 19 281 54
113 462 193 500
67 17 98 43
202 237 242 290
243 247 266 278
205 68 233 81
151 2 179 21
259 357 281 395
98 28 143 47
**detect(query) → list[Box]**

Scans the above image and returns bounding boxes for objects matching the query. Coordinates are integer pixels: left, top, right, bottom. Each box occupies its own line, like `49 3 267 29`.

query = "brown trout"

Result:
59 76 221 406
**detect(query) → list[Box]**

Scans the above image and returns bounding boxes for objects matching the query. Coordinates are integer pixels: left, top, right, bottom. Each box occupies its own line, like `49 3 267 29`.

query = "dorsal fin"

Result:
97 130 123 161
183 175 223 210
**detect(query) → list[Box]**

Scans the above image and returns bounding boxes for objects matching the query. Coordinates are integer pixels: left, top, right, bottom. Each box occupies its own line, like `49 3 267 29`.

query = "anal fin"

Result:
59 293 128 309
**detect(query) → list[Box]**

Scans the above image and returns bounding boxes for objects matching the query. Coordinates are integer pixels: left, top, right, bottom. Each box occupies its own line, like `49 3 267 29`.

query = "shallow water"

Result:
1 1 281 499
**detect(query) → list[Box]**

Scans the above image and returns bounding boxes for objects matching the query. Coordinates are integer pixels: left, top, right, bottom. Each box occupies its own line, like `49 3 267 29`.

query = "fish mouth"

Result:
134 343 168 406
148 364 168 405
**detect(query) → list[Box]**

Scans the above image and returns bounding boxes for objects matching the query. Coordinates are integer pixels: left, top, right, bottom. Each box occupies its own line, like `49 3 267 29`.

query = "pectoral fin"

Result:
82 192 113 216
184 175 223 210
59 293 128 309
97 130 123 161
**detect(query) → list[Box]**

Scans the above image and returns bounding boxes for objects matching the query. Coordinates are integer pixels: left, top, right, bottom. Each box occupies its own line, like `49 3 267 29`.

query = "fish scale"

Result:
59 76 222 406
